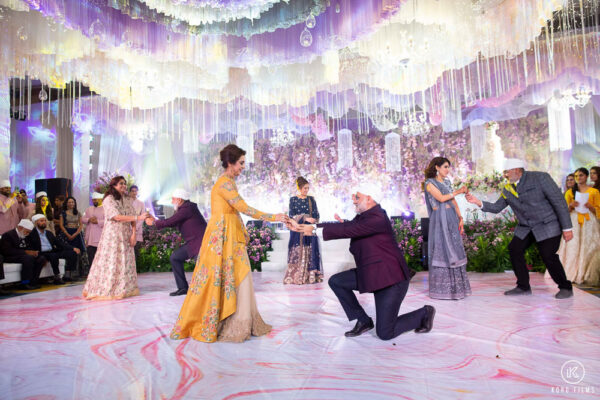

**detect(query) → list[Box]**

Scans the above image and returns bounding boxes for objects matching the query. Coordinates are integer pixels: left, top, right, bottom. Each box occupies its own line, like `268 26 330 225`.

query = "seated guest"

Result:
27 214 80 284
0 219 46 290
27 192 55 234
145 188 207 296
0 179 27 235
81 192 105 267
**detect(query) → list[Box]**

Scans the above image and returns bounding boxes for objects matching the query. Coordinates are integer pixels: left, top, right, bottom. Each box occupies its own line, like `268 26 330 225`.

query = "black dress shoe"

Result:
415 305 436 333
555 289 573 299
62 277 74 282
504 287 532 296
344 318 374 337
170 288 188 296
52 277 65 285
18 283 41 290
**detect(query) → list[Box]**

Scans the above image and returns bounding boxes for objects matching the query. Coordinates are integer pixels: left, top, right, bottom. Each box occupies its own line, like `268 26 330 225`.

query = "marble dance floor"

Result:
1 271 599 399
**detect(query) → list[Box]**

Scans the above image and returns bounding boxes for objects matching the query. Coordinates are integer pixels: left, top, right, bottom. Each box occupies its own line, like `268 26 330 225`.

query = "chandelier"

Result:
270 127 295 147
560 86 592 109
401 112 430 136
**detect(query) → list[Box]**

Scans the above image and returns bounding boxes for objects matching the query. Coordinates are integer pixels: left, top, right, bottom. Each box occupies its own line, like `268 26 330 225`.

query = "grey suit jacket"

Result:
481 171 572 242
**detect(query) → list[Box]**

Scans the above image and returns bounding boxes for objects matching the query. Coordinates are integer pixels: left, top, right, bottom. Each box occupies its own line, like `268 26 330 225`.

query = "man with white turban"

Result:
295 184 435 340
146 188 207 296
0 179 27 235
466 158 574 299
0 219 46 290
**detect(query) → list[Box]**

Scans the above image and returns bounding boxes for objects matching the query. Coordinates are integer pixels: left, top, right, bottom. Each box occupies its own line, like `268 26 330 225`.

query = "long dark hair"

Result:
220 144 246 169
296 176 309 190
424 157 451 179
591 166 600 190
564 173 575 192
105 176 126 201
571 167 589 196
63 196 79 215
35 196 54 220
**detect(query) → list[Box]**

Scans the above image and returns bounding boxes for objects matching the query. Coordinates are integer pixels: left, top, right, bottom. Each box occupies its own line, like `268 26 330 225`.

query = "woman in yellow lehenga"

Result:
170 144 287 343
556 167 600 286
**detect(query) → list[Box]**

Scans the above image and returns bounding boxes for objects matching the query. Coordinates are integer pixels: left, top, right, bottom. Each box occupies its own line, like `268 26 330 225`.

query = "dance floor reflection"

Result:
1 271 599 399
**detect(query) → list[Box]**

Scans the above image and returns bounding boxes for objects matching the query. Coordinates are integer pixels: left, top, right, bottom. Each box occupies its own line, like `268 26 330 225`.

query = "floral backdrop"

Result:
189 109 568 220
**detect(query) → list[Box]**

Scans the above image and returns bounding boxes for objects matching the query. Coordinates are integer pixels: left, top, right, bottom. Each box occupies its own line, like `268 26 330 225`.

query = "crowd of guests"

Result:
1 154 599 344
0 178 151 292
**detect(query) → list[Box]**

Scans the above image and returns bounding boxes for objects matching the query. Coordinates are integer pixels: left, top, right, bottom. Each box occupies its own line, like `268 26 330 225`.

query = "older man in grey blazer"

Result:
466 159 574 299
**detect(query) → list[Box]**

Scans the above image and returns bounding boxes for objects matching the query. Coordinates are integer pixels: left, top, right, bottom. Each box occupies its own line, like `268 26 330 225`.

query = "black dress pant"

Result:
3 254 46 283
40 250 77 275
328 269 427 340
87 246 97 267
508 232 572 291
170 245 192 290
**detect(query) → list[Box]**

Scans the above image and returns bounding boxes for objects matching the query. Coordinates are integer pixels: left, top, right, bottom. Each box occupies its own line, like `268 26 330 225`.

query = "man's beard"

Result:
354 198 368 214
0 189 10 197
37 223 47 230
92 201 100 207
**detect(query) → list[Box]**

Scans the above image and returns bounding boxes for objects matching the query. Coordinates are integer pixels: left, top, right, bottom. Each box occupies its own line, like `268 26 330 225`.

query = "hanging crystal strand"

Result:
476 54 482 100
27 75 31 121
493 55 500 96
47 87 51 125
505 55 511 92
485 56 492 99
522 48 528 87
515 53 521 88
40 83 45 118
461 66 467 106
19 77 23 120
579 0 588 70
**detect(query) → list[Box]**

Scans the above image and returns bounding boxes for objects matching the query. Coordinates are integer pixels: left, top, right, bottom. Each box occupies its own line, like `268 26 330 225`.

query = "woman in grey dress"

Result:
424 157 471 300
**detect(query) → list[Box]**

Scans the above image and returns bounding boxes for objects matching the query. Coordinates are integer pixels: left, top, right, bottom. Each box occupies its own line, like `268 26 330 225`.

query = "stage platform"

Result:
2 269 599 399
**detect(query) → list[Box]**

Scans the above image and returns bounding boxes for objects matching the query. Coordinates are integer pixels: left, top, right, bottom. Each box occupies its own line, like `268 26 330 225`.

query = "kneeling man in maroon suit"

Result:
298 186 435 339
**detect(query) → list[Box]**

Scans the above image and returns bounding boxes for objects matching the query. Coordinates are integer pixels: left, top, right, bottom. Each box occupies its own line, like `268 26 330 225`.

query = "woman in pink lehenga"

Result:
83 176 149 300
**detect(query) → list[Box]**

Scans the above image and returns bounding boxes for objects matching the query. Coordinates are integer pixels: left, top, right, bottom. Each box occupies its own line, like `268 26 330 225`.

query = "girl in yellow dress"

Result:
557 167 600 286
171 144 287 343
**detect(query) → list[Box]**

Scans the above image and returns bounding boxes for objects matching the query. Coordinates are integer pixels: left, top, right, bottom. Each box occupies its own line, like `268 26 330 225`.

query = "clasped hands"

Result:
274 214 316 236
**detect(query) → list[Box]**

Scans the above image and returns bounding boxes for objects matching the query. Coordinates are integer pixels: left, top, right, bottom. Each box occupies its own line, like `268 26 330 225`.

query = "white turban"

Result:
0 179 10 188
172 188 190 200
18 219 34 230
355 183 384 204
91 192 104 200
35 191 47 199
503 158 527 171
31 214 47 223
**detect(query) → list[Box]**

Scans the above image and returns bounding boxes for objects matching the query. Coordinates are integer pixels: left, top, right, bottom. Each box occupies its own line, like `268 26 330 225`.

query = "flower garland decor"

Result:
92 171 136 194
454 171 505 194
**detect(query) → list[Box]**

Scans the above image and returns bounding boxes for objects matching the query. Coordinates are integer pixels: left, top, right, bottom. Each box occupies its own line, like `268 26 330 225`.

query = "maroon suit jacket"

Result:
154 201 207 258
319 204 409 293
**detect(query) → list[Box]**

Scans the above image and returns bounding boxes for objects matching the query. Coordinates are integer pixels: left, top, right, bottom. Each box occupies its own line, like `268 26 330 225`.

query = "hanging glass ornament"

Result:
16 26 28 41
385 132 402 172
335 2 341 13
227 102 234 112
305 14 316 29
38 88 48 102
337 129 353 170
89 19 106 42
121 30 133 47
465 92 476 107
300 28 313 47
47 18 58 32
166 33 172 43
